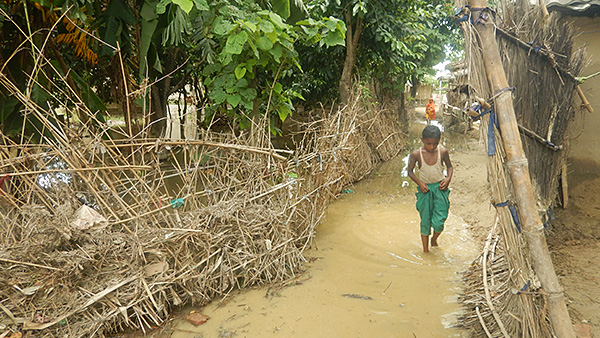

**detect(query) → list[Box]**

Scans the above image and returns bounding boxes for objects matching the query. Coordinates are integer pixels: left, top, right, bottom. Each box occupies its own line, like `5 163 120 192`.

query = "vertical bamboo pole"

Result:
467 2 576 337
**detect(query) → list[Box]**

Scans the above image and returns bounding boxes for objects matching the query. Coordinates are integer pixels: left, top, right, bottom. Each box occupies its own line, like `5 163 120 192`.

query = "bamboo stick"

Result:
518 124 562 151
0 257 62 271
2 165 153 177
106 139 288 160
576 86 594 113
468 2 576 337
539 0 550 17
482 218 510 338
561 157 569 208
476 306 494 338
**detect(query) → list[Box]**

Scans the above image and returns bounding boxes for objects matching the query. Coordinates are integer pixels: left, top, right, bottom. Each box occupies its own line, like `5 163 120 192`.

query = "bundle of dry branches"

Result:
0 70 405 337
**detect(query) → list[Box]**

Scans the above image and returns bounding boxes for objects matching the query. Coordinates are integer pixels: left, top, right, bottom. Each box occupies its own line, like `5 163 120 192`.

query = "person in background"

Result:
426 98 436 124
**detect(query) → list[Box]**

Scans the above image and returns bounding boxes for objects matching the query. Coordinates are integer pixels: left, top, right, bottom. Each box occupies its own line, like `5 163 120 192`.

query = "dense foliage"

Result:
0 0 459 140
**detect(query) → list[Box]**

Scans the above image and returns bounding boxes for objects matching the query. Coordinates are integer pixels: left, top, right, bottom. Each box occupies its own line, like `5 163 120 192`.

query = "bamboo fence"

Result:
457 0 584 336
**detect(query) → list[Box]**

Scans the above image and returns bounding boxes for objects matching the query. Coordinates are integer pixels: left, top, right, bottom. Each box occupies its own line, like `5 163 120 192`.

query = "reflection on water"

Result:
387 251 424 265
36 156 73 189
157 152 477 338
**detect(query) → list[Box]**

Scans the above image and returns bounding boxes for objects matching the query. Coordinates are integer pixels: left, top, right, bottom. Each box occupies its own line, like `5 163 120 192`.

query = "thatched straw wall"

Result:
0 73 405 337
499 5 585 208
457 1 584 337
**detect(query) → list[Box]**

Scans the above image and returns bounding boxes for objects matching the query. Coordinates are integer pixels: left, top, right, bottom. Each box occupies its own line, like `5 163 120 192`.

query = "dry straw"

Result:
457 0 584 336
0 38 405 337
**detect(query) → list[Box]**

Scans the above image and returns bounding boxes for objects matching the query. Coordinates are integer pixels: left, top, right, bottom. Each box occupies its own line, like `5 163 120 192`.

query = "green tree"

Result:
0 0 106 141
0 0 346 142
302 0 459 106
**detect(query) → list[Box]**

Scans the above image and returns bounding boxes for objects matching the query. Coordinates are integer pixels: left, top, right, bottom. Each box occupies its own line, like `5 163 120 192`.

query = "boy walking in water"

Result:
407 125 453 252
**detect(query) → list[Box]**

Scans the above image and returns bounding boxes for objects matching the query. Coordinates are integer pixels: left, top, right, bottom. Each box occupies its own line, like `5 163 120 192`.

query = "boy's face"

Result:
421 137 440 152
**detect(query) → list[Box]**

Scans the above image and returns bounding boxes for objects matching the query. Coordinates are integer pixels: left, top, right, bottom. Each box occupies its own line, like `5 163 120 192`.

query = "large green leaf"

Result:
209 89 227 104
224 31 248 55
98 0 137 53
271 0 290 19
162 6 192 45
139 0 160 78
213 17 235 35
269 44 283 61
277 104 292 122
321 29 344 47
194 0 209 11
172 0 194 13
258 20 274 33
226 94 241 107
234 64 247 79
240 88 257 101
256 36 274 51
242 21 257 32
268 12 285 29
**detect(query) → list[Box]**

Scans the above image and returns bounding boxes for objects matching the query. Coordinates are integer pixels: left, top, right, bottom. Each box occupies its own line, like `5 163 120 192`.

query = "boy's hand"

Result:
418 182 429 193
439 177 451 190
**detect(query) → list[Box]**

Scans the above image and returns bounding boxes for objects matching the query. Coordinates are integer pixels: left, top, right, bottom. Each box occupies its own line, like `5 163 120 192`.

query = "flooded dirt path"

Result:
164 155 477 338
133 120 495 338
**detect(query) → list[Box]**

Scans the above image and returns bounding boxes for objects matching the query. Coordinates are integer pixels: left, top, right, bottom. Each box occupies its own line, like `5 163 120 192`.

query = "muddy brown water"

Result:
143 128 480 337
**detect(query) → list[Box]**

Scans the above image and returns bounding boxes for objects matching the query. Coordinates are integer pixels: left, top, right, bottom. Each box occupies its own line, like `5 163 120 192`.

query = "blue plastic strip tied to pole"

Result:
493 200 521 233
488 109 499 156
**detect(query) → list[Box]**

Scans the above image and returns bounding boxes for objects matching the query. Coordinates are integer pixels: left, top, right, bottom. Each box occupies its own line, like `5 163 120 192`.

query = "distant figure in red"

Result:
426 98 436 124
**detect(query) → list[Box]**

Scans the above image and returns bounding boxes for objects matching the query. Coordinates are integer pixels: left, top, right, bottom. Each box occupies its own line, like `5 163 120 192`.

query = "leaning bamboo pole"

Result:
467 1 576 337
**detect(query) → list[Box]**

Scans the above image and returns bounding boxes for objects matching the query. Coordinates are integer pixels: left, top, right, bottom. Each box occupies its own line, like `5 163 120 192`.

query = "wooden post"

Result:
576 85 594 113
539 0 550 17
468 2 577 337
561 157 569 208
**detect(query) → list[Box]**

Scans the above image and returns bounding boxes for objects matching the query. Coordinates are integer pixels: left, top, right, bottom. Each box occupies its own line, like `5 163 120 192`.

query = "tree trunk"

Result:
468 2 576 337
338 10 362 106
151 85 167 137
409 76 419 99
150 50 182 137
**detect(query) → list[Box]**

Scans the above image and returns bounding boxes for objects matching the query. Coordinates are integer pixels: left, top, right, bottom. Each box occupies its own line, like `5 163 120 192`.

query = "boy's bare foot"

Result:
431 231 441 247
421 234 429 253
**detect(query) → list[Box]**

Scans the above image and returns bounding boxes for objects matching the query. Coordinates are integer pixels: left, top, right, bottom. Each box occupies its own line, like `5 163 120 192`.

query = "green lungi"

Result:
415 181 450 236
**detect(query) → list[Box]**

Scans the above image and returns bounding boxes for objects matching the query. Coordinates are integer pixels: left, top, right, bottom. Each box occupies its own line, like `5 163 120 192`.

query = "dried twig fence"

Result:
0 70 405 337
458 0 584 337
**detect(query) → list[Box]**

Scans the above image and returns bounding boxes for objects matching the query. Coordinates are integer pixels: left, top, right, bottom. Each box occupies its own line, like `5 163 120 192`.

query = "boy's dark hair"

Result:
422 125 441 139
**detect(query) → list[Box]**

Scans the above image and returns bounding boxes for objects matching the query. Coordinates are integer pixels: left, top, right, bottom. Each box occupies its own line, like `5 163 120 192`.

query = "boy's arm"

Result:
439 148 453 190
407 150 430 193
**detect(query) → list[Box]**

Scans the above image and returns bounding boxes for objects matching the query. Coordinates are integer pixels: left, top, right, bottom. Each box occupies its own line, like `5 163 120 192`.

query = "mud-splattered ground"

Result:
548 158 600 337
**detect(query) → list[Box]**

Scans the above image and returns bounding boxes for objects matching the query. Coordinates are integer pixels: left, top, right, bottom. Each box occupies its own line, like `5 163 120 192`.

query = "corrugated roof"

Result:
547 0 600 15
